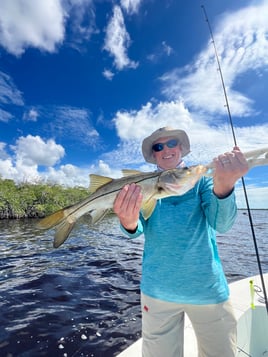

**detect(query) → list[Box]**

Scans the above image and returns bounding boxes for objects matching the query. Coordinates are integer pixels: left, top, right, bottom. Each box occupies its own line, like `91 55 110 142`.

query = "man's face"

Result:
152 136 182 170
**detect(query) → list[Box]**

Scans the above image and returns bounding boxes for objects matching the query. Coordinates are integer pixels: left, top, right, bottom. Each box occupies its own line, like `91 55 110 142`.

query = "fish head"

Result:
157 165 208 197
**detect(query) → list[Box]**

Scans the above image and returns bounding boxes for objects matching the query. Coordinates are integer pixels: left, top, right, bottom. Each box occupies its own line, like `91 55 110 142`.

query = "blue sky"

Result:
0 0 268 208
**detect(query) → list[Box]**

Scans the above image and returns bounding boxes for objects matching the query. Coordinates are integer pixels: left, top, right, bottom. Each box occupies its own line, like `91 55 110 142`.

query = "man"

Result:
113 127 249 357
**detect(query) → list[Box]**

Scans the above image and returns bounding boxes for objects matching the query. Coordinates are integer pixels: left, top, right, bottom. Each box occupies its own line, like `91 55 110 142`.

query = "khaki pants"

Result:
141 293 237 357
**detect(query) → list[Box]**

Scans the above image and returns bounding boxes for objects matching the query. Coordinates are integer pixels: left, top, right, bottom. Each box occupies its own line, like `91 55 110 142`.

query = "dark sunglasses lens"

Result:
152 143 164 152
166 139 178 148
152 139 178 152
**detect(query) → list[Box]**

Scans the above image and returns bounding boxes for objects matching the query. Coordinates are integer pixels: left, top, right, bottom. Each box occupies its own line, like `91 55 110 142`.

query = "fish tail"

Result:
37 209 67 229
37 209 77 248
53 220 76 248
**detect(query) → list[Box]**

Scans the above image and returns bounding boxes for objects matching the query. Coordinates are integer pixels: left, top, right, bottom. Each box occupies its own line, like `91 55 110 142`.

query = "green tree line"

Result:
0 177 89 219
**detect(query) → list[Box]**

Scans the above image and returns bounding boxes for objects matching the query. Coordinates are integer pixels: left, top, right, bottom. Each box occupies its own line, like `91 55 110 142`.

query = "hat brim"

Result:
142 128 190 164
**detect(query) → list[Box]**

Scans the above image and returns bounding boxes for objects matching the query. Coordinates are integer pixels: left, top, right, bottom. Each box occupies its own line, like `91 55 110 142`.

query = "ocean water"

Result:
0 210 267 357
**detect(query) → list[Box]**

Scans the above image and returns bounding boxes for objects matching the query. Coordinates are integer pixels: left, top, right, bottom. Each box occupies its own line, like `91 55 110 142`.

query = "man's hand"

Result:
113 183 143 231
213 146 249 198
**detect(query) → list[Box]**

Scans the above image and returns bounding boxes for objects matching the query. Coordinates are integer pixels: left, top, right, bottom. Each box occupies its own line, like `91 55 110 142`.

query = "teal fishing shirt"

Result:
121 176 237 305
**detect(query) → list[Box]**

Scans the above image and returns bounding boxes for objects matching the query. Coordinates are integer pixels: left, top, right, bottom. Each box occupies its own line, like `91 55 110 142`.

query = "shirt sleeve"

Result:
120 219 144 238
201 177 237 233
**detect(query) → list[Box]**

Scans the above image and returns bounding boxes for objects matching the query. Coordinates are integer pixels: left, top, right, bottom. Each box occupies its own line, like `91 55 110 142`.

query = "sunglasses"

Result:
152 139 179 152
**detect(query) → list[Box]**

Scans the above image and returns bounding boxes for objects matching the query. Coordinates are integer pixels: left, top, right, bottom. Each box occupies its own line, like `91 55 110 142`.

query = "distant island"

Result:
0 177 89 219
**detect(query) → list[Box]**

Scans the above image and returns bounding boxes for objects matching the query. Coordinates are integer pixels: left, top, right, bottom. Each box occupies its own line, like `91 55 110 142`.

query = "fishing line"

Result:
201 5 268 315
236 347 252 357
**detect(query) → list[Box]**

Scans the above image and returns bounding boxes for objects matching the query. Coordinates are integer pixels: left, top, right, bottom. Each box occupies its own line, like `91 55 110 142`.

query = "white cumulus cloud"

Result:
0 0 65 56
14 135 65 167
103 5 138 70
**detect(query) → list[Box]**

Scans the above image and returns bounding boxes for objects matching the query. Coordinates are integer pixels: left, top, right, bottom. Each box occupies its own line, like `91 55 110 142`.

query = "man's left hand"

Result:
213 146 249 198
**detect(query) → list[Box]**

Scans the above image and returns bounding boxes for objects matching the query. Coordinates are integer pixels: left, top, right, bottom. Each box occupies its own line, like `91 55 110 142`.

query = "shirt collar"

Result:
156 160 186 172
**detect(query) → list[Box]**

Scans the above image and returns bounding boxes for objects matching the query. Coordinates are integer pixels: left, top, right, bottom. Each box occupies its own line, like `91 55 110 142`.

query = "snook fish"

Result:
37 147 268 248
37 165 208 248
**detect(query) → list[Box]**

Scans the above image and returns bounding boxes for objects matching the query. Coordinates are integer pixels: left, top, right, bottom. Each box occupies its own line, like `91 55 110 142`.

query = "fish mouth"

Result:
162 182 183 193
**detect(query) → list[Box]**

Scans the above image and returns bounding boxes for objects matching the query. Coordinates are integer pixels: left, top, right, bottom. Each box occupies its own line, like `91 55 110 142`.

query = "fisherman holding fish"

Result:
113 127 249 357
37 128 268 354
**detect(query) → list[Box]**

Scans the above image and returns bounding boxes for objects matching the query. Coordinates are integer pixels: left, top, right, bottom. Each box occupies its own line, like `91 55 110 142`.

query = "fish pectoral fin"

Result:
122 169 143 176
141 198 157 220
89 209 110 224
53 219 76 248
89 174 113 192
37 209 66 230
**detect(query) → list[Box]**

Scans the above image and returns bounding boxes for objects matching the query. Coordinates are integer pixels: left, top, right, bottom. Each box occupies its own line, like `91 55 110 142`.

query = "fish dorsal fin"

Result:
89 174 113 193
141 198 157 220
122 169 143 177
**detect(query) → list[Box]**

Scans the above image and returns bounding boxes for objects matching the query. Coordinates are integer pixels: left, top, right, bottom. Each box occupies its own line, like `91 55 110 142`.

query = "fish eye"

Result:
157 186 165 193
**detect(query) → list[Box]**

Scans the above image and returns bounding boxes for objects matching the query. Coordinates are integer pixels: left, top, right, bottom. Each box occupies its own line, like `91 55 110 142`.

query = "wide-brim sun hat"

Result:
142 126 190 164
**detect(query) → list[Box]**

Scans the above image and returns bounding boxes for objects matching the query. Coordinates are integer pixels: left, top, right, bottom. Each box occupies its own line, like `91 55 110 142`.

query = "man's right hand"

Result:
113 183 143 231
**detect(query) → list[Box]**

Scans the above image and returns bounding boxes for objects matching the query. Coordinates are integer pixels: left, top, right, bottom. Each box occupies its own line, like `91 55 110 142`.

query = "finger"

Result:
114 183 141 212
114 184 130 208
123 183 142 212
234 151 248 166
222 149 248 168
218 154 232 166
114 184 135 213
132 190 143 216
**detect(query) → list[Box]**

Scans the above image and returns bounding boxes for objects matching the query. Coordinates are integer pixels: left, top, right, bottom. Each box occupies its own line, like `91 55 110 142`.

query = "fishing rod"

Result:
201 4 268 315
